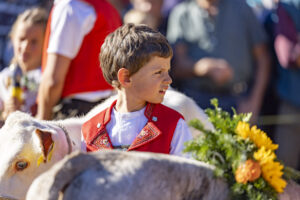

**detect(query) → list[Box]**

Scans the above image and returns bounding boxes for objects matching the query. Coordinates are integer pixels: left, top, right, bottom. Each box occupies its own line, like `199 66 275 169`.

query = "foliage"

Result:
183 98 296 200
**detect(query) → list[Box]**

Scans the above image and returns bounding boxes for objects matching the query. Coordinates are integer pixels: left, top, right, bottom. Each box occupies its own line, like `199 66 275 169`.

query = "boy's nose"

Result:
164 73 172 85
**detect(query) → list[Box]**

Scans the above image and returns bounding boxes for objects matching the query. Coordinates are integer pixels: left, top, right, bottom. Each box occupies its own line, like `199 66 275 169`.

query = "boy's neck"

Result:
115 91 146 113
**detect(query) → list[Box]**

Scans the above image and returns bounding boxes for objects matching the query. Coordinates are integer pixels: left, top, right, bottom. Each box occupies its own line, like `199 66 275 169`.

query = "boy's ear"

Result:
117 68 131 87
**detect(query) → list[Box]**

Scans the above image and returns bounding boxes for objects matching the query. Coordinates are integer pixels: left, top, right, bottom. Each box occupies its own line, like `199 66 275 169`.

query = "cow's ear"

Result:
35 129 54 166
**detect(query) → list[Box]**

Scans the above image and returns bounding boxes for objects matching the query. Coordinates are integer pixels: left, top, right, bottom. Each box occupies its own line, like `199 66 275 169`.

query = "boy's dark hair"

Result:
100 23 173 88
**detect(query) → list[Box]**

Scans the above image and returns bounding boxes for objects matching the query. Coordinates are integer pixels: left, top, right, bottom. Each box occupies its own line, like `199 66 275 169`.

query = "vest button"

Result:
152 116 157 122
97 123 101 128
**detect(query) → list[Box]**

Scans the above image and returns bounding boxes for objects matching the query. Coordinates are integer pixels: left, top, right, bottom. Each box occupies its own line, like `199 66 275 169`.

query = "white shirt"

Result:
49 0 96 58
82 106 193 157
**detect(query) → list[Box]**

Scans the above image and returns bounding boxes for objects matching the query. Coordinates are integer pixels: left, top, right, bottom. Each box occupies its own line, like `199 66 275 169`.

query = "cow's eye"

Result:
15 160 29 171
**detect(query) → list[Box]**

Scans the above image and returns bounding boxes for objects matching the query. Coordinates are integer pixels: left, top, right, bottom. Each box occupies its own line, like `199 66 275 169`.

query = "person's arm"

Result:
167 3 233 85
173 43 233 85
238 44 270 123
274 3 300 68
36 54 71 120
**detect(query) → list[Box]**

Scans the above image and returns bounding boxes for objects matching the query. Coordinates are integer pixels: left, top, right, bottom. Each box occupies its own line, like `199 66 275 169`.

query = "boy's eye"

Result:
155 70 162 75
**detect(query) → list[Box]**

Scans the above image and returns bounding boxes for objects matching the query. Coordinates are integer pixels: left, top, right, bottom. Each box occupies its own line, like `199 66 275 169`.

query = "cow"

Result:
0 89 213 199
26 150 229 200
26 151 300 200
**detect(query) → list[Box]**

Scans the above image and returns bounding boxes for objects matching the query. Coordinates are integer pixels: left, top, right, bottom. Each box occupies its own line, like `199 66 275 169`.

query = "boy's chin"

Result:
149 98 164 104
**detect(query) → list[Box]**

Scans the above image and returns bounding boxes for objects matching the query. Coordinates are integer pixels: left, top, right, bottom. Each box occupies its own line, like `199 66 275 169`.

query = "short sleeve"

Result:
48 0 96 58
170 118 193 157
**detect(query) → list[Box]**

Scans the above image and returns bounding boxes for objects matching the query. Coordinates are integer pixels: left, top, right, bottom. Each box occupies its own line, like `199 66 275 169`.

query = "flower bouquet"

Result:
184 99 300 200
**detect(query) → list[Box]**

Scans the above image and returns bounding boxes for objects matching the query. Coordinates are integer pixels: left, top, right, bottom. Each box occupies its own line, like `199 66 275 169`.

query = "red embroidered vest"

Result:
82 101 184 154
42 0 122 98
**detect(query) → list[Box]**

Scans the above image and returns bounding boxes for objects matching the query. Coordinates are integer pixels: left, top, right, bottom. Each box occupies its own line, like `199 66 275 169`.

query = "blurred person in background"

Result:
246 0 280 138
0 7 47 121
127 0 165 34
167 0 271 124
108 0 131 16
161 0 185 18
0 0 52 71
123 7 158 29
36 0 122 120
266 0 300 170
125 0 183 35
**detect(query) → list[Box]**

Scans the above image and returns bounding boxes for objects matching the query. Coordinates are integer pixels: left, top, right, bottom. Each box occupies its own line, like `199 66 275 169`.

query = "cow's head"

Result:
0 111 70 199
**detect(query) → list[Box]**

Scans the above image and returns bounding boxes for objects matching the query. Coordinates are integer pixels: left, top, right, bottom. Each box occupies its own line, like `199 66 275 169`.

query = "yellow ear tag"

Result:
47 143 54 162
37 155 44 167
11 87 23 101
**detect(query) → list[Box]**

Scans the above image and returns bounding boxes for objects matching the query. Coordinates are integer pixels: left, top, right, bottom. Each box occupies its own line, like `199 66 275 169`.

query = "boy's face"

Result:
128 56 172 105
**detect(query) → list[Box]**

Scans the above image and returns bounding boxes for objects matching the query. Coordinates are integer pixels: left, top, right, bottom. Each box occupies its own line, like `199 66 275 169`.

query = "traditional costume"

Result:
82 100 192 156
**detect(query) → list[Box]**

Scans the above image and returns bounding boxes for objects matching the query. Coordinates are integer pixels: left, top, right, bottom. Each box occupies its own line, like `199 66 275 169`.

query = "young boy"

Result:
81 24 192 156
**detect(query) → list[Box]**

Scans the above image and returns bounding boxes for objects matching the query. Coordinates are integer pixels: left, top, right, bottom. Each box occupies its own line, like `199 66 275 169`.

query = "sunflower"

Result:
235 121 250 139
254 147 287 193
235 121 278 151
253 146 276 165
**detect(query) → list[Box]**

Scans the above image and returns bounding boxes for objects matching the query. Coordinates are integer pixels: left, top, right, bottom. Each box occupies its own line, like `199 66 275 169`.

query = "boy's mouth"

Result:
159 87 168 94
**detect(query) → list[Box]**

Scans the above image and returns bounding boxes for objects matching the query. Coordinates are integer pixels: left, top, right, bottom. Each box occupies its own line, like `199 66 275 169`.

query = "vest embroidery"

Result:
90 129 112 150
128 122 162 150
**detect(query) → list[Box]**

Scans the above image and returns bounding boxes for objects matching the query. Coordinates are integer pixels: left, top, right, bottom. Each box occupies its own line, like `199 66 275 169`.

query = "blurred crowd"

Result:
0 0 299 169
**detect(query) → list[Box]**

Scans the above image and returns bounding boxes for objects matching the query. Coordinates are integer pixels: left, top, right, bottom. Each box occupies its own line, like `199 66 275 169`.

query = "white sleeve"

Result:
170 118 193 157
48 0 96 58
